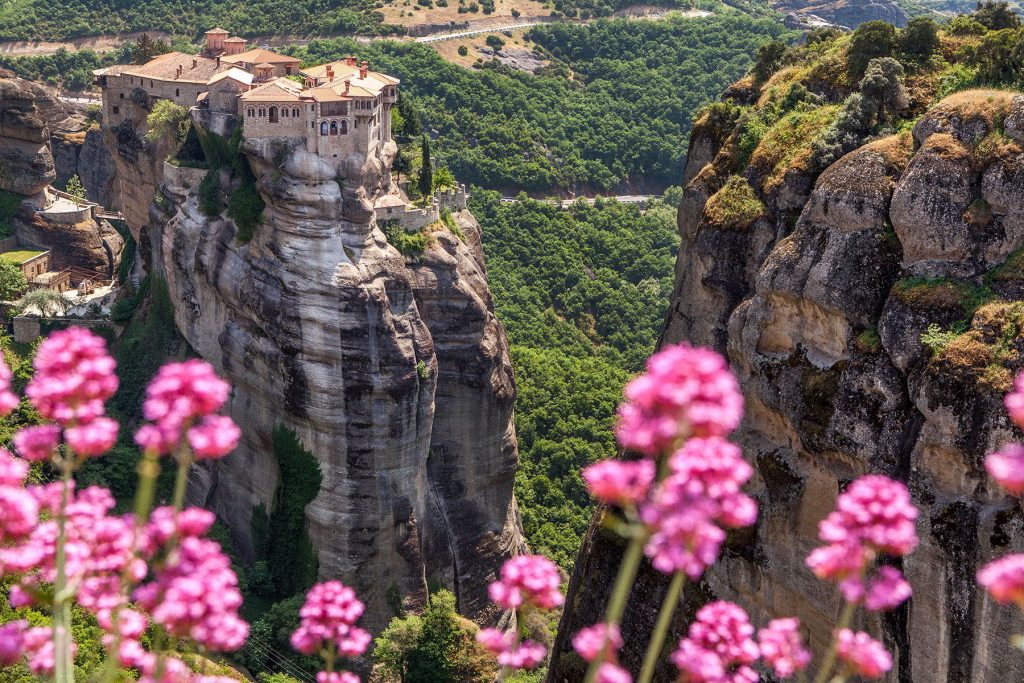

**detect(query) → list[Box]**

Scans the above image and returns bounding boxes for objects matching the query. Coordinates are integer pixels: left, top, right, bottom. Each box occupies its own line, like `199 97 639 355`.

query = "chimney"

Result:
176 65 182 78
346 55 356 67
192 58 198 68
216 56 221 67
359 60 368 79
344 80 350 95
326 66 334 81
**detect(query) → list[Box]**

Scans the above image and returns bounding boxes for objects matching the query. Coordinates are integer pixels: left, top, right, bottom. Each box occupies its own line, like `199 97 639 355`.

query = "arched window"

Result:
269 106 278 123
340 120 348 134
259 108 266 117
247 108 254 117
320 121 329 135
282 108 288 117
293 107 300 117
330 121 338 136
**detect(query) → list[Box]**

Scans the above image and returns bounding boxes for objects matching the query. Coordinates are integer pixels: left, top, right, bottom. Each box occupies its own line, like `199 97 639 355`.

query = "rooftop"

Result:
205 27 229 34
209 67 254 86
1 250 47 264
239 77 304 102
120 52 228 84
222 48 300 65
301 61 400 95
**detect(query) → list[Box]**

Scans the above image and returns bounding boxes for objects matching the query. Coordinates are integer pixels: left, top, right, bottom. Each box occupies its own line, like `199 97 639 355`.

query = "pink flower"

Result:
187 415 241 459
978 554 1024 606
640 437 756 577
290 581 369 659
583 459 655 507
0 486 39 542
0 356 19 416
64 416 119 457
13 424 61 462
596 663 632 683
488 554 563 610
1005 372 1024 428
136 359 232 455
864 566 911 611
672 601 759 683
0 620 25 665
616 344 743 456
835 629 892 679
497 640 547 669
986 443 1024 496
133 534 248 651
758 618 810 679
818 476 918 556
23 626 74 676
0 448 28 487
317 673 360 683
25 327 117 425
572 624 623 662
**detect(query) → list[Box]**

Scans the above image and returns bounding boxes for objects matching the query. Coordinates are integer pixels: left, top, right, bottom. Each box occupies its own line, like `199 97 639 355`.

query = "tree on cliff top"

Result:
64 174 85 201
847 20 897 80
418 134 434 200
131 33 169 65
973 0 1021 29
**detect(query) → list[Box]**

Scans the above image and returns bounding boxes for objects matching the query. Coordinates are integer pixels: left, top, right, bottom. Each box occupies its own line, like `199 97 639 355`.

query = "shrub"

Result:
972 27 1024 86
198 170 222 217
458 45 469 56
485 34 505 49
0 189 22 239
753 40 786 83
921 322 967 356
972 0 1021 30
0 259 27 301
947 15 988 36
702 175 764 231
847 20 897 80
382 221 430 257
144 99 188 145
899 16 939 61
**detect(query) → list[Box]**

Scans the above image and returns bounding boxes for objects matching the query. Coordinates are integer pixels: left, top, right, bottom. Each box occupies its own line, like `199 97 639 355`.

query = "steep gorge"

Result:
550 88 1024 682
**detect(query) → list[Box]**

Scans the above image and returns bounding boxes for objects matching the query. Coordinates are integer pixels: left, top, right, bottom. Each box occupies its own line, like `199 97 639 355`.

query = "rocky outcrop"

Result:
772 0 908 28
142 114 524 632
52 128 117 207
14 211 124 275
551 91 1024 682
0 77 58 196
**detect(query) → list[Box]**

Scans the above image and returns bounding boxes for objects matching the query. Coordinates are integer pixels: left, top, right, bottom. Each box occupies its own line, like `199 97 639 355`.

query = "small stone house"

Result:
2 250 50 280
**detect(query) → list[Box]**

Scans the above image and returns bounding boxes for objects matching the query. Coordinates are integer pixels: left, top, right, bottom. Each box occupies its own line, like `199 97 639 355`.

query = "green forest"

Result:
282 15 789 192
470 191 680 568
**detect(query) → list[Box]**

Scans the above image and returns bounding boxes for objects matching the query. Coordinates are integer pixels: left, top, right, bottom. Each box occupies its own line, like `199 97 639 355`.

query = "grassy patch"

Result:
382 220 430 257
749 104 840 191
703 175 764 231
0 250 45 264
856 326 882 353
891 276 995 316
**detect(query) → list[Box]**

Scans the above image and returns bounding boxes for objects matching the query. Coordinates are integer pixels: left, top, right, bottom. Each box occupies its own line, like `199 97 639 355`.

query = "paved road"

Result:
415 20 548 43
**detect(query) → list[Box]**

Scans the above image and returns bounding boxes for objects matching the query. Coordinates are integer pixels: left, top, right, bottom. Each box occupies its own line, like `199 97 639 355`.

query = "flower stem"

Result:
54 457 75 683
812 600 858 683
171 446 192 512
583 527 648 683
637 570 686 683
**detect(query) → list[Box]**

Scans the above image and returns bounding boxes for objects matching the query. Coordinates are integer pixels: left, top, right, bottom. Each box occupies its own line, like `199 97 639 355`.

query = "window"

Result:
269 106 278 123
340 120 348 134
282 108 288 118
293 107 300 117
320 121 329 135
259 108 266 117
330 121 338 136
119 93 124 99
286 66 293 75
150 80 154 88
175 88 180 97
112 106 120 115
247 108 254 117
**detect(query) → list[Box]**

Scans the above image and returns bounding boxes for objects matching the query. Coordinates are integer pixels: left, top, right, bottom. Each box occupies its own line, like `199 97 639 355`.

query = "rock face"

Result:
0 77 58 196
772 0 908 28
550 91 1024 682
141 114 525 632
53 128 118 207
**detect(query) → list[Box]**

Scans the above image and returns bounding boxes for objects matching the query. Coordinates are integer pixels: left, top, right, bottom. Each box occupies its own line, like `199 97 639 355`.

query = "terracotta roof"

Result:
239 77 303 102
222 48 300 65
223 36 248 43
205 27 229 34
306 86 347 102
121 52 228 84
300 61 399 96
255 62 274 69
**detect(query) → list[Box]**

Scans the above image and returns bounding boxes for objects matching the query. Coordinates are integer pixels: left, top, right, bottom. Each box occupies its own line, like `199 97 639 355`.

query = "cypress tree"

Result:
418 134 433 198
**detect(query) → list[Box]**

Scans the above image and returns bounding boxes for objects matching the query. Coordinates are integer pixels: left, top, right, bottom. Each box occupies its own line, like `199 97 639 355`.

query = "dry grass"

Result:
756 66 811 108
429 26 534 66
379 0 548 26
702 175 764 231
749 104 839 193
929 89 1015 127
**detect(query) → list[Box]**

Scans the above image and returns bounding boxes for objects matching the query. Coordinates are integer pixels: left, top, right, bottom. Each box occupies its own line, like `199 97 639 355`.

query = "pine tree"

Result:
64 174 86 200
418 134 433 199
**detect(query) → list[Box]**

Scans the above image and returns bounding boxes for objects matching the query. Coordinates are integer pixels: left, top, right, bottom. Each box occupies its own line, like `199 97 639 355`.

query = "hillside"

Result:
550 7 1024 681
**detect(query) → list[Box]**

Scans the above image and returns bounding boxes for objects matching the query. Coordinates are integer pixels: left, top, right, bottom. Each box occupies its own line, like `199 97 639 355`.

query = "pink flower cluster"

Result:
672 601 759 683
806 475 917 608
0 356 19 415
583 459 655 507
978 555 1024 607
0 449 37 544
488 554 564 610
757 618 810 679
291 581 371 659
616 344 743 456
15 328 120 459
571 624 631 682
641 438 757 577
986 443 1024 496
135 359 239 459
134 508 248 652
477 628 547 669
835 629 892 679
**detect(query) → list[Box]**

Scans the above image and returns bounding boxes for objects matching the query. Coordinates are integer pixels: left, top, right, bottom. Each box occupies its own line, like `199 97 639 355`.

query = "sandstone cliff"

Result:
123 113 526 632
772 0 908 28
550 88 1024 682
